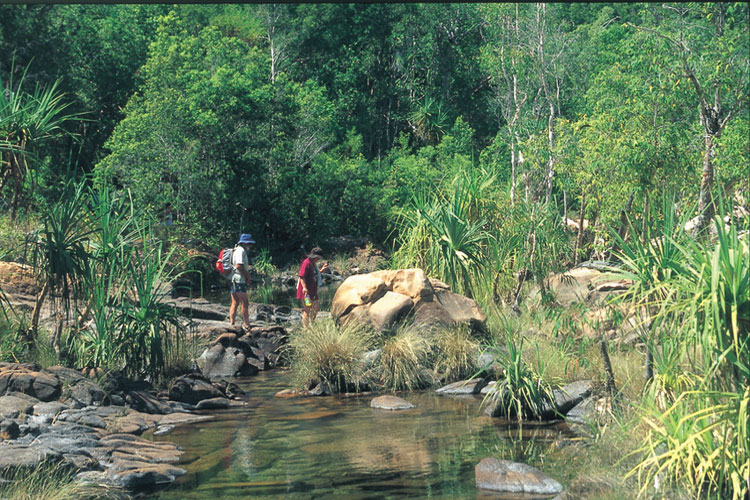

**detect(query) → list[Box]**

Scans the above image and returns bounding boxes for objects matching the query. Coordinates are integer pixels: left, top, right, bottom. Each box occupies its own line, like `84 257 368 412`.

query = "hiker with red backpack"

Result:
219 233 255 332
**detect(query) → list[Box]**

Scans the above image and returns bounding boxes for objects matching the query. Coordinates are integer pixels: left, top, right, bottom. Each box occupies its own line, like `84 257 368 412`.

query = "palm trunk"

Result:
28 281 49 341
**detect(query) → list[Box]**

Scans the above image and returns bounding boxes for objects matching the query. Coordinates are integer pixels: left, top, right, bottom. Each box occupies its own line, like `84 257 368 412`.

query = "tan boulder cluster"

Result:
331 269 487 332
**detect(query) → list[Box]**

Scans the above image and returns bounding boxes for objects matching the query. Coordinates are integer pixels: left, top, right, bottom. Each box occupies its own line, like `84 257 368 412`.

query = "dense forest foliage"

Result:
1 3 746 255
1 5 748 499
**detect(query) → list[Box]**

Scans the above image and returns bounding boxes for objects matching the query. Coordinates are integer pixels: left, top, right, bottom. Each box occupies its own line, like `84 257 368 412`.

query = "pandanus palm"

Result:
0 62 81 219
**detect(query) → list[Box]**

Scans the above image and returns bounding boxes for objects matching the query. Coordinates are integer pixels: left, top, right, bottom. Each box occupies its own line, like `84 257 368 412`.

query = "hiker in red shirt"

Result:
297 247 327 325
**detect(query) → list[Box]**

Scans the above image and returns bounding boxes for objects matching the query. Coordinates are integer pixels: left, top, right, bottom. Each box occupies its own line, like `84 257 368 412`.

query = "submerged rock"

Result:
370 395 415 410
475 458 563 495
196 397 230 410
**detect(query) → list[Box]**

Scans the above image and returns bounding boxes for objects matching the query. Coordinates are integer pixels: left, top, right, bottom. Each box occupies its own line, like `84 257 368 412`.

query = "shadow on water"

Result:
148 370 574 500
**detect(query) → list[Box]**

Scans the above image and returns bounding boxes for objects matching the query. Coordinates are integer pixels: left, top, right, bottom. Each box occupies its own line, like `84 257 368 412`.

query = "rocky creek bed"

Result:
0 264 619 498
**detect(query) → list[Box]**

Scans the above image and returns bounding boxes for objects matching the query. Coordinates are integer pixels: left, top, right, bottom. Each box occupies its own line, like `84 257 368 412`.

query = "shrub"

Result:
481 333 554 421
616 205 749 499
288 319 377 392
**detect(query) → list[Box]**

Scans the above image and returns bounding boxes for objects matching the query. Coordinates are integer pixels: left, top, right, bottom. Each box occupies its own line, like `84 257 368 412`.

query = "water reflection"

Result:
150 371 571 499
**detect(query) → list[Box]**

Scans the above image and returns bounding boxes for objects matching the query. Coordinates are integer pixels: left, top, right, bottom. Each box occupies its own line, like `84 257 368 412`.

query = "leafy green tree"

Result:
96 11 337 246
628 3 750 232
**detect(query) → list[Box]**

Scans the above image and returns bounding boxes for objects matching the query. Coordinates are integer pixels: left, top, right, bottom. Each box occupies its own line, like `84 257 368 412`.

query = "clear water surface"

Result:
148 370 574 500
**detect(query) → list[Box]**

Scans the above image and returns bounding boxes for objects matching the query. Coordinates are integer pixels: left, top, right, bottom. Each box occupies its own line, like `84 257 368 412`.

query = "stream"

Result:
149 370 574 500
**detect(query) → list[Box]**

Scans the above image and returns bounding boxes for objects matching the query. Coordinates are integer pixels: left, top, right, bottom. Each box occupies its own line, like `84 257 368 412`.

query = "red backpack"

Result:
215 247 234 277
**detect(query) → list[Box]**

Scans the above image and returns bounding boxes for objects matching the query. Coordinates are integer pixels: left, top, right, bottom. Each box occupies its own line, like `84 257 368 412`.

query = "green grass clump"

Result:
288 319 377 392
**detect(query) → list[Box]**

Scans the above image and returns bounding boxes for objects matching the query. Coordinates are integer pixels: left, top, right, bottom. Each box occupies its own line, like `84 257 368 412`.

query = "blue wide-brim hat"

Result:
238 233 256 244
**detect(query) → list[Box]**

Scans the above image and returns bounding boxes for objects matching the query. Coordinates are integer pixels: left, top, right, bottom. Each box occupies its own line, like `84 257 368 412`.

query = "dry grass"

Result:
431 325 479 382
288 319 377 392
374 325 431 391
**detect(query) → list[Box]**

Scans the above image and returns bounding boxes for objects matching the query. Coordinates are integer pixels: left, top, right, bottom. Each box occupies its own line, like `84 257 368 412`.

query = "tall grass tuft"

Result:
288 319 377 392
372 325 431 391
0 460 125 500
431 325 479 382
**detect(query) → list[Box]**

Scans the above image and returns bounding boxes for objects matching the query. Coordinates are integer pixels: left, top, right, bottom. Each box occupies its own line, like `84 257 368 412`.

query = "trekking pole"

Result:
236 202 248 239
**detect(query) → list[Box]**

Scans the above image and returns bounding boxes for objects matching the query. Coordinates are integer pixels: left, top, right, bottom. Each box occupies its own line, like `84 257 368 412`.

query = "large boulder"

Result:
331 269 486 332
0 364 61 402
196 325 287 378
198 344 248 378
330 274 388 320
0 394 37 419
370 269 432 299
368 292 414 331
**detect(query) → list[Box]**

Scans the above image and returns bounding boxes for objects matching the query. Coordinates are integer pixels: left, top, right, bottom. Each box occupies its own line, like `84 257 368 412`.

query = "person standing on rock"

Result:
297 247 327 325
230 233 255 332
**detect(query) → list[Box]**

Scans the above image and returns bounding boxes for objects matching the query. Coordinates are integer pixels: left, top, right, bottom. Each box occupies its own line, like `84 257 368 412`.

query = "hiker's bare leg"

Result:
229 293 238 325
302 304 312 326
310 299 320 321
238 292 250 328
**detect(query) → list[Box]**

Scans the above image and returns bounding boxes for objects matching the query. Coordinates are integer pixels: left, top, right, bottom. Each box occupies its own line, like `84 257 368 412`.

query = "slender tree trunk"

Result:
510 136 517 205
644 349 654 384
575 191 586 265
695 134 716 233
601 337 618 405
545 100 555 204
608 191 635 261
641 190 650 242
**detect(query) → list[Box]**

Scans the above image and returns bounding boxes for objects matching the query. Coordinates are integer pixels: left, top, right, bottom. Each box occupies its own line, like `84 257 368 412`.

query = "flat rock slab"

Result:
565 396 598 425
33 401 68 417
0 443 62 470
370 395 415 410
436 378 488 395
475 458 563 495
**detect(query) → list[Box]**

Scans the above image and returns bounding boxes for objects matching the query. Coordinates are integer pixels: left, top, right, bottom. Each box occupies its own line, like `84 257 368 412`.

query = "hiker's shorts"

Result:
230 282 248 294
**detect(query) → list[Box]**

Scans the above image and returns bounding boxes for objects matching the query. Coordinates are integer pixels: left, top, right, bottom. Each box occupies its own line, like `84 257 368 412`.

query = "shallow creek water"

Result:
148 370 575 500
